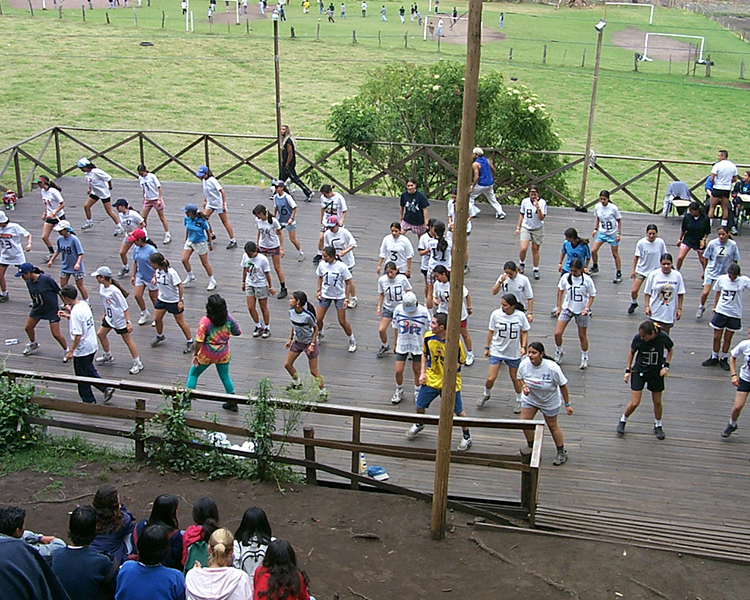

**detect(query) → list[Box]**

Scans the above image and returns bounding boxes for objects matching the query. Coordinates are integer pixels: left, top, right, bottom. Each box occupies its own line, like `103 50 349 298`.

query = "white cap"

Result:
472 147 484 156
53 219 71 231
402 291 418 313
91 266 113 278
0 210 7 223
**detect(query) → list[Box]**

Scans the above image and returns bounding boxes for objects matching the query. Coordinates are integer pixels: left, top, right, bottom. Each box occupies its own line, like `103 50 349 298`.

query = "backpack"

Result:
183 541 209 574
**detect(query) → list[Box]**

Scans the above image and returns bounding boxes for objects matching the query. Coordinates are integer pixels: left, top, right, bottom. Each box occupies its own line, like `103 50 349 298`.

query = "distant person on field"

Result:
380 4 386 20
361 0 366 16
399 5 405 22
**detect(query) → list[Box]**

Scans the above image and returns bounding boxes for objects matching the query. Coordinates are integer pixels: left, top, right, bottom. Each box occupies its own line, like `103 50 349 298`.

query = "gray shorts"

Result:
380 307 395 319
558 307 590 327
521 399 561 418
246 285 270 299
520 227 544 246
135 275 158 291
319 297 346 310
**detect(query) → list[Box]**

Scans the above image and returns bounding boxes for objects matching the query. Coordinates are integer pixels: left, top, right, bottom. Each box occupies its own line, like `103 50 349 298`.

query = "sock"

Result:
381 342 389 349
721 352 728 359
533 267 539 272
187 338 193 344
349 334 356 342
483 386 491 397
280 282 286 289
230 238 236 242
582 351 589 360
630 299 637 305
620 414 628 423
711 351 719 359
655 419 663 428
47 245 54 253
463 429 471 439
616 270 622 276
316 251 322 256
730 419 737 426
556 444 565 452
721 219 728 227
291 374 300 382
396 384 403 392
414 385 421 394
556 345 563 353
0 292 7 297
256 321 262 328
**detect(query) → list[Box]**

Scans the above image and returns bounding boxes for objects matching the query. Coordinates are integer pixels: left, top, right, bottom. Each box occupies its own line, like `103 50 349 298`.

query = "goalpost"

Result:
605 2 654 24
640 32 706 63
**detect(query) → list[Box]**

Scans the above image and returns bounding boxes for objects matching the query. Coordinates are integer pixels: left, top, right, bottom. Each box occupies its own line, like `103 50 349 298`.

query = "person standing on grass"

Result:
380 4 386 20
149 252 194 354
322 215 359 307
492 260 534 322
138 164 171 245
253 204 288 300
376 261 412 358
316 246 357 352
195 165 238 250
241 241 275 340
675 201 710 273
361 0 366 16
58 285 115 405
285 290 328 401
112 198 145 278
77 158 119 232
0 210 32 303
517 341 573 466
272 180 305 262
589 190 623 283
696 227 740 319
553 258 596 369
628 224 667 315
399 4 405 21
181 204 217 291
279 125 314 202
390 291 430 404
708 149 738 228
47 219 88 302
399 178 430 239
37 175 66 262
187 294 242 413
91 266 143 375
618 320 674 441
644 253 685 336
377 221 414 278
515 185 547 280
129 229 159 326
405 312 473 451
17 263 69 359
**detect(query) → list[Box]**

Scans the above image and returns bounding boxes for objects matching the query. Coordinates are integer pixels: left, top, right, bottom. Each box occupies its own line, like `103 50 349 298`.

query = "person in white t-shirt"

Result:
252 204 287 299
432 265 474 365
421 221 451 310
478 294 530 414
77 158 119 232
91 266 142 375
491 260 534 322
390 292 430 404
553 258 596 369
112 199 146 278
589 190 623 283
376 222 414 278
58 284 115 404
137 164 171 245
515 185 547 280
196 165 237 250
316 246 357 352
0 211 32 302
644 253 685 335
447 188 475 274
723 327 750 438
417 219 435 306
241 241 275 340
376 262 412 358
697 226 740 319
314 184 348 265
708 149 739 227
628 224 667 316
323 216 358 307
702 263 750 372
148 252 194 353
37 175 66 261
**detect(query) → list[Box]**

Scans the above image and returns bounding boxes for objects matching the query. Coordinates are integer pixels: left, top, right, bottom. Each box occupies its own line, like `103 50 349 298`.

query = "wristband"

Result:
565 402 571 407
664 362 670 368
625 368 631 373
484 346 490 350
732 374 738 378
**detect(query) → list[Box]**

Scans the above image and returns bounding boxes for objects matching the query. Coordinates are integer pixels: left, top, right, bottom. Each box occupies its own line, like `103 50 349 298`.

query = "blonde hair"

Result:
208 528 234 567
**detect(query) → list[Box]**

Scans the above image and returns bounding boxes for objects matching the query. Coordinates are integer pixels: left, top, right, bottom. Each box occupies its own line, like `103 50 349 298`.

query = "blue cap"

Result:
15 262 34 277
183 204 199 213
195 165 209 178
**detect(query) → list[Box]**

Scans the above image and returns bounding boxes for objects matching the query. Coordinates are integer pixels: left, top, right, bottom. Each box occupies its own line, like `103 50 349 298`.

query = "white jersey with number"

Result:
99 284 129 330
202 176 224 209
433 281 468 321
85 168 112 199
644 268 685 324
703 238 740 281
379 234 414 274
517 358 568 411
494 273 534 307
139 173 161 200
427 237 452 271
634 237 668 277
320 192 348 223
256 217 282 249
488 308 531 359
731 339 750 382
557 273 596 314
713 274 750 319
519 197 547 230
418 231 431 271
155 267 182 303
41 188 65 217
240 252 271 288
378 273 412 311
118 209 145 235
317 260 352 299
392 304 430 355
594 202 621 235
323 226 357 269
69 300 99 357
0 222 30 265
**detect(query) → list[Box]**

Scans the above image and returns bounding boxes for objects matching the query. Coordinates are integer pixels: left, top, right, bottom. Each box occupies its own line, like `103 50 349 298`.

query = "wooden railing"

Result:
4 368 545 525
2 126 743 212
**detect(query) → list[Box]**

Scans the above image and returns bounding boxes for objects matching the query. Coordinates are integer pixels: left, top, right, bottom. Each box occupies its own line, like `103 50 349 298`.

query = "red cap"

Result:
127 229 147 242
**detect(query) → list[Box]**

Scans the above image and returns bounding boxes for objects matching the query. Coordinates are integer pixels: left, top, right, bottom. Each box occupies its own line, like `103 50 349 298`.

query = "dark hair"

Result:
432 220 448 255
146 494 179 531
98 272 130 298
599 189 610 199
660 253 673 264
564 227 588 246
235 506 272 546
406 177 418 186
192 497 220 543
501 293 526 312
688 201 704 215
638 320 660 336
253 204 274 225
244 241 258 256
433 312 448 329
138 524 170 566
719 149 728 158
450 187 457 196
206 294 228 328
60 284 78 300
426 217 437 230
389 222 401 231
728 263 741 278
322 245 339 261
432 264 449 280
93 484 124 535
202 168 215 178
567 258 584 286
320 184 333 195
291 290 316 317
528 341 554 361
384 261 398 273
0 506 25 536
38 174 62 192
148 252 170 270
260 539 309 600
69 505 98 547
529 185 540 194
137 164 148 172
717 226 730 237
503 260 518 272
645 223 659 233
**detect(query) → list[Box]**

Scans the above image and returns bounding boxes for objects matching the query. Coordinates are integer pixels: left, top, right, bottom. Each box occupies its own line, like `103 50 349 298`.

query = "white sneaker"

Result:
554 348 564 364
579 356 589 370
348 297 358 309
95 354 114 365
81 221 94 230
696 305 705 319
297 251 305 262
207 278 217 291
113 226 124 237
62 350 70 363
476 393 490 409
138 310 151 326
514 399 522 414
348 338 357 353
181 273 196 286
23 342 40 356
163 232 172 244
406 423 424 439
129 360 144 375
457 435 473 451
465 350 474 366
391 388 404 404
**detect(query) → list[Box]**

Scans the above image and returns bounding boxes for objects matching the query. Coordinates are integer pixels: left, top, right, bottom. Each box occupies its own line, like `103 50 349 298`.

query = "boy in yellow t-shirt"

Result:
405 312 472 451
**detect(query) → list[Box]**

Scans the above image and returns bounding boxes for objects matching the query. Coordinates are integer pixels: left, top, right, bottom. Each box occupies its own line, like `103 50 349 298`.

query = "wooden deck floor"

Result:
4 176 750 536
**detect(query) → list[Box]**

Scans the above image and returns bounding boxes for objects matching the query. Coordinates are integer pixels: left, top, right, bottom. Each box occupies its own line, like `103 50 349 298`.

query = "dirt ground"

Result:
1 462 747 600
611 26 693 62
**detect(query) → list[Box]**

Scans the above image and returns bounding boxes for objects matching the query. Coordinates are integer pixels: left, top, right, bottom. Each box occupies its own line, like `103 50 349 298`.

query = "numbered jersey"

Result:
488 309 531 359
426 237 452 272
517 358 567 410
85 168 112 199
139 172 161 200
433 281 468 321
594 202 621 235
519 197 547 230
418 231 432 271
0 222 30 265
378 273 412 311
494 273 534 307
155 267 182 303
379 234 414 274
316 260 352 299
69 300 99 357
99 284 129 330
392 304 430 355
41 188 65 217
557 273 597 314
713 274 750 319
240 252 271 288
644 268 685 325
255 217 282 249
323 226 357 269
731 339 750 382
118 209 145 235
703 238 740 281
320 192 348 223
631 330 673 376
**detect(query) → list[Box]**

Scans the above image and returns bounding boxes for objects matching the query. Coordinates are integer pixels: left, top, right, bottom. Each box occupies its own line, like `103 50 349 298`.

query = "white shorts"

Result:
703 275 717 287
184 240 209 255
135 276 158 291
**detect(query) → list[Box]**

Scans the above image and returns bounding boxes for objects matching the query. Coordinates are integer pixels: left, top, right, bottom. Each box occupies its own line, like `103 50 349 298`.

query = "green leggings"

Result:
186 362 235 394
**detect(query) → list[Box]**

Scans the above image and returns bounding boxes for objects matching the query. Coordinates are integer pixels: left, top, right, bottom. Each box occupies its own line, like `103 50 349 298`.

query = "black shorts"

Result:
89 193 111 203
30 309 61 324
711 312 742 332
101 317 128 335
631 370 665 393
712 189 731 199
738 377 750 393
155 299 184 315
45 214 65 225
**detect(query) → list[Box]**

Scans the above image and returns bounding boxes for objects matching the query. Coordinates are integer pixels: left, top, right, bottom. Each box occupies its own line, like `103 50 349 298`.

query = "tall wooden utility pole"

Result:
429 0 482 541
579 20 606 207
272 12 283 174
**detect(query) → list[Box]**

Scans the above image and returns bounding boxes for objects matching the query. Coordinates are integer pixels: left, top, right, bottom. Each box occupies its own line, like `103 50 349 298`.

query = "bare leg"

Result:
336 307 353 336
173 312 192 340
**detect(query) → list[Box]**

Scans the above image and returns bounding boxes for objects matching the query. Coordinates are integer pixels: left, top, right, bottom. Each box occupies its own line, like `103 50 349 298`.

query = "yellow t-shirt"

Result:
423 331 465 392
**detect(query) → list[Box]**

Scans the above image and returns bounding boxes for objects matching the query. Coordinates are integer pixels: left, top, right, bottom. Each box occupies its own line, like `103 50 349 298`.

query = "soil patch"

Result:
2 462 747 599
427 13 505 45
611 25 694 62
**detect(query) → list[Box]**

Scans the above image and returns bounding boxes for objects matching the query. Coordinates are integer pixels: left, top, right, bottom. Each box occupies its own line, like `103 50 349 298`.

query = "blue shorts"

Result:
281 221 297 232
318 297 346 310
595 231 619 247
415 385 463 413
489 355 522 369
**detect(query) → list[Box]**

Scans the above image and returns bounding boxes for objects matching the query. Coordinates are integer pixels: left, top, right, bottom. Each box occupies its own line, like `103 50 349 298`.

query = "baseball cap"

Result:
53 219 71 231
113 198 129 208
472 147 484 156
273 179 285 187
183 203 199 213
76 157 92 168
14 262 34 277
127 228 147 243
91 266 113 278
325 215 339 228
195 165 209 178
0 210 8 224
402 291 418 313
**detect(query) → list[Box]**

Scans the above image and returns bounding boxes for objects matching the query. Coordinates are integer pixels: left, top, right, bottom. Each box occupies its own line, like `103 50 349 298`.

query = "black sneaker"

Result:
721 423 738 438
719 357 730 372
702 356 720 367
654 425 666 440
616 421 626 436
312 254 322 265
222 402 238 412
627 302 638 315
589 264 599 274
277 287 288 299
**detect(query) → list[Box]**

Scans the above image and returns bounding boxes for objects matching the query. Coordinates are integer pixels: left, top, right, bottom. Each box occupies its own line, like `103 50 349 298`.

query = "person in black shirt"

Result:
676 201 710 272
279 125 313 202
16 262 69 358
399 178 430 238
617 320 674 440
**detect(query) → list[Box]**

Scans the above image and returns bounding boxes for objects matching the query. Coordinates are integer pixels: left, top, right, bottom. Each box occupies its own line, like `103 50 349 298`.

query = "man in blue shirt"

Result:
469 147 506 220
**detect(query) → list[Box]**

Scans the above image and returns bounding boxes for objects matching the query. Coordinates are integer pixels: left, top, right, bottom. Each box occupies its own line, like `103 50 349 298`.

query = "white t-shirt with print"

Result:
323 226 357 269
139 173 161 200
433 281 468 321
85 168 112 199
41 188 65 217
255 217 282 249
713 274 750 319
240 252 271 288
69 301 99 357
118 209 145 235
488 309 531 359
644 268 686 324
99 284 129 330
202 176 224 209
320 192 348 224
494 273 534 307
517 357 568 411
519 197 547 230
557 273 597 314
155 267 182 303
0 223 30 265
392 304 430 355
379 234 414 274
378 273 412 311
731 339 750 382
594 202 621 235
418 231 431 271
317 260 352 299
426 237 452 271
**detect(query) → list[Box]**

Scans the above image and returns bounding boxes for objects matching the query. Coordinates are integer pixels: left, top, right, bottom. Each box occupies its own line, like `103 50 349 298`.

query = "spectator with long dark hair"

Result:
253 539 311 600
133 495 183 571
91 484 135 568
279 125 314 202
182 497 220 572
117 524 185 600
234 507 274 578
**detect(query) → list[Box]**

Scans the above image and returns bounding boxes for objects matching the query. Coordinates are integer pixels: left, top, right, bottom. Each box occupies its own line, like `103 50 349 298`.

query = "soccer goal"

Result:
640 32 706 64
605 2 654 25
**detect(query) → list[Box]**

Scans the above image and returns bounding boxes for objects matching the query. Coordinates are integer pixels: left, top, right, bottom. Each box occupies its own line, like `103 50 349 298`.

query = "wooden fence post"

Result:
668 54 671 74
138 132 145 166
27 0 34 16
246 18 249 33
13 150 23 198
705 54 711 77
562 49 566 65
520 446 531 514
741 58 745 79
106 11 110 23
581 47 586 68
161 10 165 27
204 135 210 169
0 2 4 17
59 5 63 17
352 29 357 43
316 21 320 40
350 414 361 490
378 29 381 46
303 426 317 485
437 35 440 52
54 128 62 177
652 162 662 214
134 398 146 460
542 44 547 64
133 6 137 26
348 146 353 192
634 52 638 72
404 31 407 48
509 47 513 60
290 26 295 37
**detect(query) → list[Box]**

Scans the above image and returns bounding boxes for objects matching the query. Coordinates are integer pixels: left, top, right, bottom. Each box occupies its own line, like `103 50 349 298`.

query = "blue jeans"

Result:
73 353 108 403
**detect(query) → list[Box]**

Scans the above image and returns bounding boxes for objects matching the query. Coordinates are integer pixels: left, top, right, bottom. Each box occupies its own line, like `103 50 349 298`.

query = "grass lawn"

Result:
1 0 748 208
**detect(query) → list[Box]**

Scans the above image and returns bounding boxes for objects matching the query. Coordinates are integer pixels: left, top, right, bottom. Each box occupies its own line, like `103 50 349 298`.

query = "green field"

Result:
1 0 748 207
